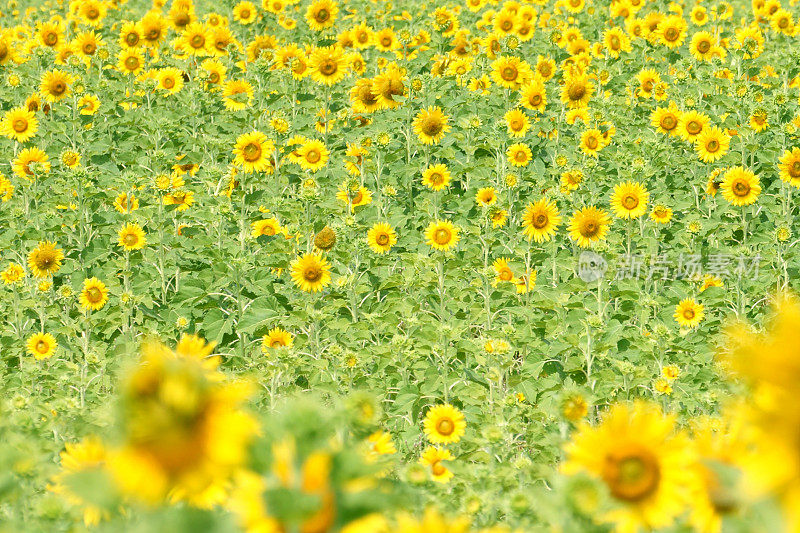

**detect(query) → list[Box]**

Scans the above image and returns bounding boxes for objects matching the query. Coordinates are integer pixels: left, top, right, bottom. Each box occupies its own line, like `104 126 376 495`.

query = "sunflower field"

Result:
2 0 800 530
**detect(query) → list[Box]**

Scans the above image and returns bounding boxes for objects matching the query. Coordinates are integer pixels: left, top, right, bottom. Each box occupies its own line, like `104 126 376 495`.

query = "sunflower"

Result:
296 140 330 172
413 106 450 145
492 257 515 287
117 49 145 75
201 59 227 86
504 109 529 138
695 126 730 163
309 46 347 86
657 15 688 48
164 190 195 211
367 223 397 254
604 27 632 58
110 337 256 504
118 223 147 251
690 31 716 61
222 80 254 110
611 181 649 219
515 271 536 294
568 206 611 248
233 131 273 173
119 21 142 48
424 220 460 252
141 13 166 47
251 218 283 237
178 22 209 56
80 0 106 26
423 403 466 444
305 0 338 31
350 78 381 113
156 68 185 95
720 167 760 206
28 241 64 278
420 447 454 484
80 277 109 311
262 328 294 350
336 185 372 211
2 107 38 143
211 26 238 57
650 204 673 224
1 263 25 284
521 199 561 242
678 110 710 142
79 95 100 115
561 401 695 532
560 74 594 108
61 151 81 169
475 187 497 206
27 332 57 360
422 164 451 191
38 20 64 48
778 147 800 187
674 298 704 328
506 143 532 167
580 128 605 157
232 1 258 24
290 253 332 293
40 69 73 103
520 79 547 112
372 67 406 109
651 104 681 135
491 55 531 90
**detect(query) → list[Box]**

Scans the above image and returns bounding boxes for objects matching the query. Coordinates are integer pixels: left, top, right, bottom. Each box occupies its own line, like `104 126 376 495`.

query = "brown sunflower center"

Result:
733 180 750 197
243 142 262 162
499 269 513 281
13 118 27 133
190 34 205 48
660 115 677 130
610 35 621 49
208 72 220 83
86 7 99 19
175 12 190 27
146 28 161 40
686 120 702 135
43 31 58 46
86 287 102 302
163 77 175 89
706 139 720 152
581 220 599 237
434 228 451 245
319 59 337 76
602 444 661 501
436 418 454 435
420 116 443 136
316 8 329 22
623 195 639 209
376 233 389 245
240 9 251 18
533 213 549 229
37 340 49 353
501 66 518 81
568 83 586 101
303 265 322 282
789 161 800 177
305 149 321 164
125 33 139 46
684 308 695 319
697 39 711 53
83 42 96 54
51 81 67 95
585 136 599 149
664 27 679 41
124 233 138 246
125 56 140 70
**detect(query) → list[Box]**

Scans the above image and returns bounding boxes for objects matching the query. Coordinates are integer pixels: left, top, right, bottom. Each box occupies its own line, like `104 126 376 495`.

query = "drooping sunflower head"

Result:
423 404 466 444
28 240 64 278
314 227 337 251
